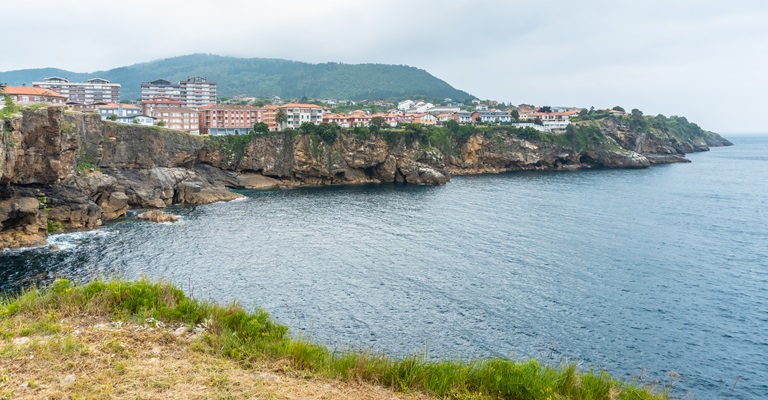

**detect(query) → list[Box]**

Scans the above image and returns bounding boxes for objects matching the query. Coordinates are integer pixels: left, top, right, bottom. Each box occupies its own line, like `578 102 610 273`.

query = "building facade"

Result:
33 77 120 105
278 103 325 130
97 103 141 120
140 79 182 101
1 86 67 106
199 104 262 135
141 97 184 115
179 76 216 110
150 107 200 133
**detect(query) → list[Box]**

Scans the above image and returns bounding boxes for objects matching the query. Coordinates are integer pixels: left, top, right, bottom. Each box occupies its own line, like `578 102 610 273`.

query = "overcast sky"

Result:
3 0 767 133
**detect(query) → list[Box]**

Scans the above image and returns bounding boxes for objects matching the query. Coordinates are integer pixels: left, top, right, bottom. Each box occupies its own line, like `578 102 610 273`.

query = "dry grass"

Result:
0 314 431 400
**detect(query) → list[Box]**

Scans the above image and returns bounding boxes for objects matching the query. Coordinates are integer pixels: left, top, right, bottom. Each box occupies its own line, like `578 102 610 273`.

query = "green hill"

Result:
0 54 473 101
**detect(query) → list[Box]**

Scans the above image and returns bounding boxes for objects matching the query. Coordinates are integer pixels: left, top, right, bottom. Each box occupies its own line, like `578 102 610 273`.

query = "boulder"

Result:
136 210 178 223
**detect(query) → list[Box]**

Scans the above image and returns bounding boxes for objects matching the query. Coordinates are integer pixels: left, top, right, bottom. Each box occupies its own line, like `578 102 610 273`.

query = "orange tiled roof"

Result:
279 103 324 109
3 86 66 98
99 103 140 109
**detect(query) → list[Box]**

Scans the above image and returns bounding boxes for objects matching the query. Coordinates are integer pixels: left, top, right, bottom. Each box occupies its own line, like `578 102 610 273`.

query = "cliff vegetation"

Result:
0 279 669 400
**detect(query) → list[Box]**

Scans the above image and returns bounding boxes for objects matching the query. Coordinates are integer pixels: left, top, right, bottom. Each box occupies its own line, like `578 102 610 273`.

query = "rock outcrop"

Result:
136 210 178 223
0 107 732 250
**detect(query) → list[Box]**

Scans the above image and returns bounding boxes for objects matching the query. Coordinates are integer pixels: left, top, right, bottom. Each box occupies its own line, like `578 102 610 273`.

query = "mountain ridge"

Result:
0 54 473 101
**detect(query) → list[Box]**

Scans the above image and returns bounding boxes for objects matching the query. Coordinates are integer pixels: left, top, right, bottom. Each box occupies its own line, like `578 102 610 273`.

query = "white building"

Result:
115 115 157 126
140 79 182 101
279 103 325 130
397 100 415 111
179 76 216 110
33 77 121 105
98 103 141 120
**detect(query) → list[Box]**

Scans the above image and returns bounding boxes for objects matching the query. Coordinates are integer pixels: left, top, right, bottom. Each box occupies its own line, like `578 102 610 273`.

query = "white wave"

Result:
47 229 115 251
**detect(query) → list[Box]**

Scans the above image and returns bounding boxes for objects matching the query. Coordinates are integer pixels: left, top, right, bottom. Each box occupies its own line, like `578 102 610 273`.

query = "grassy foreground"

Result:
0 279 667 399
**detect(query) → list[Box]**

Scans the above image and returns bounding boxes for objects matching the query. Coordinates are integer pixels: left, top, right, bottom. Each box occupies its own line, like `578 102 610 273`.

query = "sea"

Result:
2 135 766 399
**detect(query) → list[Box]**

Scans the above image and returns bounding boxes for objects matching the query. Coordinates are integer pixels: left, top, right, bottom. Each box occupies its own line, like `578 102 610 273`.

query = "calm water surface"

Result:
2 135 767 399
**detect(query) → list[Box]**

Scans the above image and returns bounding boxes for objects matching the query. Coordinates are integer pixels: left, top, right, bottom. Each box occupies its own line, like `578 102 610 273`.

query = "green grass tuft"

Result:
0 279 669 400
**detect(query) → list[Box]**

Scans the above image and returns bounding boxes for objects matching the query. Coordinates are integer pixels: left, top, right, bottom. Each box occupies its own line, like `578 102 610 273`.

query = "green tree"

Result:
631 109 643 118
445 119 460 133
534 117 544 126
539 106 552 113
253 122 270 134
108 114 118 121
370 116 385 129
612 106 625 112
510 109 520 122
156 120 166 127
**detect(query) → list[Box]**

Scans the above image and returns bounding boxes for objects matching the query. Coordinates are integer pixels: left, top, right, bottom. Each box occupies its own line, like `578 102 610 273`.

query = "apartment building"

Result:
141 97 184 115
33 77 120 105
180 76 216 110
278 103 325 130
199 104 263 135
140 79 182 101
150 107 199 134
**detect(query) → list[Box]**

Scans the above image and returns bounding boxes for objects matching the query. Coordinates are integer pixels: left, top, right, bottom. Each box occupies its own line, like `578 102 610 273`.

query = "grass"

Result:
0 279 669 399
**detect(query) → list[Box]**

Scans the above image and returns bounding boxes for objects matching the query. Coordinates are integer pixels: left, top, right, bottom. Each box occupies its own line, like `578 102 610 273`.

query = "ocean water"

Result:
2 135 766 399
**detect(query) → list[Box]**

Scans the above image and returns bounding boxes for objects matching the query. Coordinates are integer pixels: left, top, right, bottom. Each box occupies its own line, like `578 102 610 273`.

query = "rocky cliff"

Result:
0 107 731 249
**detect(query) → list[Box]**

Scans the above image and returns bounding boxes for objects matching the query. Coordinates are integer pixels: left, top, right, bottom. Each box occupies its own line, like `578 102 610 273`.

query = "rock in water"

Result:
136 210 178 223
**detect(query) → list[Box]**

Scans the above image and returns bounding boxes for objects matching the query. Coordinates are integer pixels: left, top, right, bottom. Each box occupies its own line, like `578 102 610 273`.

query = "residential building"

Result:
471 111 513 124
141 97 184 115
413 113 437 125
427 106 460 115
1 85 67 106
454 112 474 124
97 103 141 120
150 107 199 133
199 104 263 135
180 76 216 110
116 115 156 126
140 79 181 101
33 77 120 105
519 111 573 131
261 106 279 131
278 103 325 130
397 100 415 111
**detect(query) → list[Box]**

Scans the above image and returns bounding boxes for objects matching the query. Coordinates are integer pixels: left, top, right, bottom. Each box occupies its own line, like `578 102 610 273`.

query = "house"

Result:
427 106 461 115
454 112 474 124
97 103 141 120
413 113 437 125
1 85 67 106
199 104 263 135
397 100 415 111
115 115 156 126
33 77 120 105
150 107 200 134
518 111 572 131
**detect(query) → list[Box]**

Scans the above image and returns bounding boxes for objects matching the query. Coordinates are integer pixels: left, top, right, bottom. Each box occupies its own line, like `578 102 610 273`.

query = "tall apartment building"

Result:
140 79 181 101
179 76 216 110
33 77 120 105
199 105 263 136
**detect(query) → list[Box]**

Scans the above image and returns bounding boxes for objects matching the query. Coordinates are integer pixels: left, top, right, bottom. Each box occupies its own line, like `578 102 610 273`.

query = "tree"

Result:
253 122 270 134
510 109 520 122
612 106 626 112
133 118 140 124
299 96 309 103
370 116 385 129
533 117 544 126
631 108 643 118
108 114 118 121
445 119 460 133
275 108 288 131
156 120 166 127
539 106 552 113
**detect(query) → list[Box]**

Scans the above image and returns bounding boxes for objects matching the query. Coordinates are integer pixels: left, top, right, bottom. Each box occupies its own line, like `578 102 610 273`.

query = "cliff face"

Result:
0 107 731 249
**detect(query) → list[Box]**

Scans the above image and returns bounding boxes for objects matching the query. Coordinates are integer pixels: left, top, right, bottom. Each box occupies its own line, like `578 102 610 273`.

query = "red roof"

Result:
2 86 66 98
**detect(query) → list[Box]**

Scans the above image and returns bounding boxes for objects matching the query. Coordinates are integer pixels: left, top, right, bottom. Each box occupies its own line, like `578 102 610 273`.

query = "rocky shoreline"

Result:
1 107 731 250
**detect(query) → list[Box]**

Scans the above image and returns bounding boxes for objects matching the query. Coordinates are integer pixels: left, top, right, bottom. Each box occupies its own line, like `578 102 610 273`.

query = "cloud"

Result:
3 0 767 132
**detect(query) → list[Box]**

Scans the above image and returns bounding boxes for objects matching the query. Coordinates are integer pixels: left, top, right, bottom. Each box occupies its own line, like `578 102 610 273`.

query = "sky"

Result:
3 0 768 133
